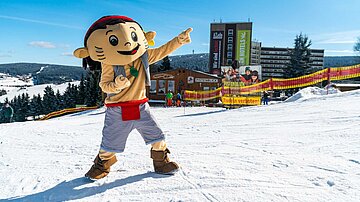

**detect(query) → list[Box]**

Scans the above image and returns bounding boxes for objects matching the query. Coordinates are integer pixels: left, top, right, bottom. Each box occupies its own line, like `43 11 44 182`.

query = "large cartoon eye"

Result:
109 35 118 46
131 32 138 42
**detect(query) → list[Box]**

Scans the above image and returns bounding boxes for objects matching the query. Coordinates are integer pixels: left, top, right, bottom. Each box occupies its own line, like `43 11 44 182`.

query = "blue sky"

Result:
0 0 359 66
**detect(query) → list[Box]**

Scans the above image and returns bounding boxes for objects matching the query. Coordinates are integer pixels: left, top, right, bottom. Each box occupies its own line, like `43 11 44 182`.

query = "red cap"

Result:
85 16 135 42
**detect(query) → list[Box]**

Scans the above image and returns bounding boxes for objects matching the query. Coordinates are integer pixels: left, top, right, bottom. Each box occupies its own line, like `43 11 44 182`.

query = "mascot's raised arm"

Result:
73 15 192 180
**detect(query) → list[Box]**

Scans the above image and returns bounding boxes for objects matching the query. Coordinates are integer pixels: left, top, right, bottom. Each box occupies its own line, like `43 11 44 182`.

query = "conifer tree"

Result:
285 33 312 78
42 86 58 114
77 75 86 105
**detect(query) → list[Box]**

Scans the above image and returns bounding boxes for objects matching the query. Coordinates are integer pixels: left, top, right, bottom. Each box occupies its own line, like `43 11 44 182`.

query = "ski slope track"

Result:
0 90 360 201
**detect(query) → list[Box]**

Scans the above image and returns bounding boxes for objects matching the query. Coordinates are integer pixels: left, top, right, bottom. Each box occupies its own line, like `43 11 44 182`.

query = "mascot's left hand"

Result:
177 28 193 44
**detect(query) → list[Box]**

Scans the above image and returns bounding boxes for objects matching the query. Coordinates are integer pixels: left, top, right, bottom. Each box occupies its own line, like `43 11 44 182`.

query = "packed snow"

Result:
285 86 341 102
0 89 360 201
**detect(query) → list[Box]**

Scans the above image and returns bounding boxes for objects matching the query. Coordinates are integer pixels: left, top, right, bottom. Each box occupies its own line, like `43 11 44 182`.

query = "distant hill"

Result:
0 63 86 84
1 55 359 85
323 56 360 67
156 53 209 72
161 54 360 72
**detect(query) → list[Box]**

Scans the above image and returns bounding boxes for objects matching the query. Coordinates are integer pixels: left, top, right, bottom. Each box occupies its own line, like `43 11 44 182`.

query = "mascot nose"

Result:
124 42 131 46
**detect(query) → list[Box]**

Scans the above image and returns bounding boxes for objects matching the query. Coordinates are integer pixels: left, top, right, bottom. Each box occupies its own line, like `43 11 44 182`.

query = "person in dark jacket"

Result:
2 103 14 123
176 92 182 107
262 91 270 105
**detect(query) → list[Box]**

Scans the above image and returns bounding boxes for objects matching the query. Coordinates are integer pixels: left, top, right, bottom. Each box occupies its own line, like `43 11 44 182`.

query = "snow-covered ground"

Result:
0 73 33 90
285 86 341 102
0 81 80 102
0 89 360 201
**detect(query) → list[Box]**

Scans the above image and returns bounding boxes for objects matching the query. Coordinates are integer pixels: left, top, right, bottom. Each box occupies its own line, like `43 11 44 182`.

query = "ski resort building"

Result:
147 68 221 102
209 21 324 80
260 47 324 80
209 22 253 75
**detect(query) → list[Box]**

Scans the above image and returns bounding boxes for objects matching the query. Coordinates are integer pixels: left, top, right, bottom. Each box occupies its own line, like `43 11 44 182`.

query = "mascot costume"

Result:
73 15 192 180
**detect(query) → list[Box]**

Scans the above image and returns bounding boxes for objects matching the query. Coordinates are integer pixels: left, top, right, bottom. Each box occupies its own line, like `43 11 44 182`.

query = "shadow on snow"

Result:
2 172 170 201
175 109 227 118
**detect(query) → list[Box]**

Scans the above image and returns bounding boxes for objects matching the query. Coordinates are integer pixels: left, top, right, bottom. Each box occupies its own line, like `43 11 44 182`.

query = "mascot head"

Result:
74 16 156 70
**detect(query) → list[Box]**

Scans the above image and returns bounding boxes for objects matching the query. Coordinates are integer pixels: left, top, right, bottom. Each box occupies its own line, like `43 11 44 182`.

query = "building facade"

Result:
251 41 261 65
260 47 324 80
147 68 221 101
209 22 253 75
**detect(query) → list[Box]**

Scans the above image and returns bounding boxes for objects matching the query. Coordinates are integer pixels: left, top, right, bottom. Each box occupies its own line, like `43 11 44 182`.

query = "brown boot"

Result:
151 148 179 174
85 155 117 179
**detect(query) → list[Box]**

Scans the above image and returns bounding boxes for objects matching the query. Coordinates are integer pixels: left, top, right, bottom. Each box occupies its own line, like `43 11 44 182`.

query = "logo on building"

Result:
212 32 223 39
187 76 194 84
236 30 251 66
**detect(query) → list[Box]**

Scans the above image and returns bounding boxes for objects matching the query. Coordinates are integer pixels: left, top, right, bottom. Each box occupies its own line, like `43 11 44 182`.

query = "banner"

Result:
209 31 224 74
236 30 251 66
184 64 360 102
222 96 261 106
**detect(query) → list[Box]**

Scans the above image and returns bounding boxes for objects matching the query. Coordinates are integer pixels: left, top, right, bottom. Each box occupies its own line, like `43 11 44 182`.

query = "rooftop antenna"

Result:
220 18 222 23
248 17 251 22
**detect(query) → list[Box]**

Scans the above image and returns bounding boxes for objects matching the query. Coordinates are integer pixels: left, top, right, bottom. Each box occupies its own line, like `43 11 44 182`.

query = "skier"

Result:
176 92 182 107
166 90 173 107
73 15 192 179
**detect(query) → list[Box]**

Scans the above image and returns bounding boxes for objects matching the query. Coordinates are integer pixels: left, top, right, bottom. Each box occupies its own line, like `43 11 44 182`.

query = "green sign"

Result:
236 30 251 66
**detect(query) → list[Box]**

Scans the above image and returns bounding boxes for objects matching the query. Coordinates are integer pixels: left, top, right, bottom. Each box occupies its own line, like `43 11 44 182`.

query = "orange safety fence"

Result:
184 64 360 101
38 106 98 120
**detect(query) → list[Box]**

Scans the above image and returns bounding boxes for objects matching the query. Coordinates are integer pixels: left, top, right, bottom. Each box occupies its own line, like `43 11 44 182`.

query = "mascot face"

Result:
74 16 156 66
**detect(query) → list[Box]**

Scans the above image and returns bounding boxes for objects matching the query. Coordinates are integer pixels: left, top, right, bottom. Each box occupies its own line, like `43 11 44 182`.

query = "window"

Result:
168 80 175 92
227 52 233 58
228 37 233 43
150 80 157 94
158 80 166 95
227 44 233 51
228 29 233 36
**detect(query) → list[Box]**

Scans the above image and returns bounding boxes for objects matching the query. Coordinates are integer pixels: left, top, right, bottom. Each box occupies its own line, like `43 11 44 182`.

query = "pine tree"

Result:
63 83 76 108
21 93 30 121
354 37 360 53
84 72 101 107
77 75 86 105
42 86 58 114
29 95 41 120
55 90 64 110
285 33 312 78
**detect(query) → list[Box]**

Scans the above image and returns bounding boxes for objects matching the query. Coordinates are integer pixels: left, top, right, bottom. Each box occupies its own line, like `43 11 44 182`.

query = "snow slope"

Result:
0 81 80 102
0 90 360 201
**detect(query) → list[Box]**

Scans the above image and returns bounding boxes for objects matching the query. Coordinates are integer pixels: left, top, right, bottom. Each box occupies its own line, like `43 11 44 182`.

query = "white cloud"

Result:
29 41 56 49
312 30 360 45
0 15 83 30
61 52 74 57
201 43 209 46
59 44 71 49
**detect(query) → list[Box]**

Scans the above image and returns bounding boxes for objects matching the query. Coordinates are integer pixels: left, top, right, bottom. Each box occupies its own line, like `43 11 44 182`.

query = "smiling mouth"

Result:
117 44 140 55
